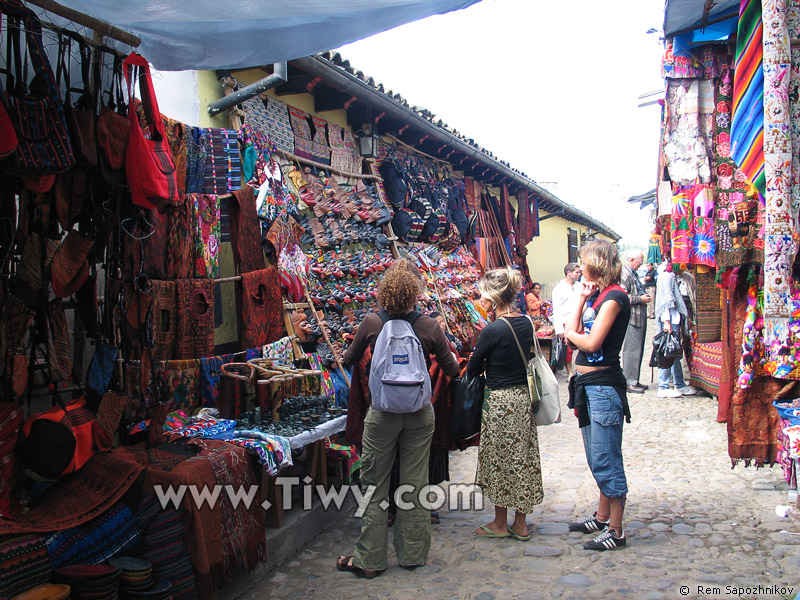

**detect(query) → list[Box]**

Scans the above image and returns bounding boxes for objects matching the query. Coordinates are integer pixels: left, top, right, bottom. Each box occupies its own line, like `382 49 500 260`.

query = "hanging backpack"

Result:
368 311 432 413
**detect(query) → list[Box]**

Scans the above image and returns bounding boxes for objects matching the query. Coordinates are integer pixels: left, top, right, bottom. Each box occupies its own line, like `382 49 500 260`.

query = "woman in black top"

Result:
564 240 631 551
467 267 543 541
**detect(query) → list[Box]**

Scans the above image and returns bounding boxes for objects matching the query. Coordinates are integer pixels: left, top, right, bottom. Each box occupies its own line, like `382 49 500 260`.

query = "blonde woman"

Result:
467 267 543 541
336 259 460 578
564 240 631 551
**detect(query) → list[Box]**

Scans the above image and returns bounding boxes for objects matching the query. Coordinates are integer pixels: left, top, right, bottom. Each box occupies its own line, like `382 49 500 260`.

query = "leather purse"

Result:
123 53 177 208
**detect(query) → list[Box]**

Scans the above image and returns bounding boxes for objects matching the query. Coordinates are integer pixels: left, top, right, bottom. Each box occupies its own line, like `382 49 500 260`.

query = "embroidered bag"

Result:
2 1 74 174
123 53 177 209
95 54 129 173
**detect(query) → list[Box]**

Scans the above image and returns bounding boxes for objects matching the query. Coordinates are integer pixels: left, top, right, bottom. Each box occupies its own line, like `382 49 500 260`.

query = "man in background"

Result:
621 249 651 393
551 262 583 377
643 262 657 319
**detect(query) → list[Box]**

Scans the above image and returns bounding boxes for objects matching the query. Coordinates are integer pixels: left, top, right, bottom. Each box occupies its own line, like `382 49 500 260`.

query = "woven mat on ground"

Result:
688 341 723 395
0 451 143 535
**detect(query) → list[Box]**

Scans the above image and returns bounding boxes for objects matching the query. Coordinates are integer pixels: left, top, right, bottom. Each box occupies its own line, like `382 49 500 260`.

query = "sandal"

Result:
508 526 531 542
336 556 381 579
474 524 511 538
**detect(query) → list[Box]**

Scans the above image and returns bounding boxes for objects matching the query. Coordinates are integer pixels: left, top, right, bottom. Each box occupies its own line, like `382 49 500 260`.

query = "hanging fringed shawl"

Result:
176 279 215 359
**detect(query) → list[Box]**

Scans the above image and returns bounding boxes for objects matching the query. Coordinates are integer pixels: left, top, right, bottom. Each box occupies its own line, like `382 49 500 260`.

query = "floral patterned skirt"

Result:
476 384 543 513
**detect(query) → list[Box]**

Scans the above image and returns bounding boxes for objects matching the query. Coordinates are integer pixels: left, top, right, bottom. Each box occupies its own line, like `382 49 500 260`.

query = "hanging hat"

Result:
51 230 93 298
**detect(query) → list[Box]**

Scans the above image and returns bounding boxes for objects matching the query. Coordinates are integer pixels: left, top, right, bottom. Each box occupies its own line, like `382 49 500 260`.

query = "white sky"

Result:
336 0 667 247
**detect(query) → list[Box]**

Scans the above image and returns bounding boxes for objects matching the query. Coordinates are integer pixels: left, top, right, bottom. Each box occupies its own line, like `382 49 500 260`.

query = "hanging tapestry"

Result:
165 195 194 280
791 1 800 235
761 0 794 329
176 279 215 359
238 123 277 189
264 97 294 153
162 116 187 196
157 359 201 408
229 186 264 273
731 0 766 195
202 129 241 195
190 194 221 278
151 280 177 363
670 185 692 263
289 106 313 160
690 185 716 267
0 534 52 599
715 63 764 266
185 127 207 195
199 354 235 408
238 85 272 134
662 40 709 79
144 205 170 280
663 79 715 186
328 123 360 174
238 268 283 348
310 116 331 165
647 233 663 264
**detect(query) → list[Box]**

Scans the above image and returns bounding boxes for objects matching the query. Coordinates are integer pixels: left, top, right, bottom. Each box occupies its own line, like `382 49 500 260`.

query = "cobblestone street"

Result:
243 344 800 599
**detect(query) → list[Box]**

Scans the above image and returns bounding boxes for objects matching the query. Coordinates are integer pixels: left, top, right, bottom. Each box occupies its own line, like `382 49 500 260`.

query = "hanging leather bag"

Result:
123 52 177 209
1 1 75 174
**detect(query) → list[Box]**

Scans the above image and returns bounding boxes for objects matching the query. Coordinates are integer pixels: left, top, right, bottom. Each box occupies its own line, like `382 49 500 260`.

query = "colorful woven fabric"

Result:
690 186 716 266
731 0 766 195
157 359 201 408
663 78 715 186
185 127 207 194
289 106 313 160
166 415 236 440
776 417 798 485
762 0 794 327
688 341 723 394
264 97 294 154
328 123 360 174
238 268 283 348
310 116 331 165
151 280 178 363
45 501 141 568
176 279 215 359
166 195 194 280
162 409 192 431
190 194 221 278
136 493 199 600
162 116 187 196
202 128 241 195
199 354 235 408
670 185 692 263
326 441 362 484
261 336 294 367
0 534 52 599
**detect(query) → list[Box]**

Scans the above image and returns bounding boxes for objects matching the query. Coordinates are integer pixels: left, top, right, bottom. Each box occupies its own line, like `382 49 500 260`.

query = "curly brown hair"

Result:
376 258 424 314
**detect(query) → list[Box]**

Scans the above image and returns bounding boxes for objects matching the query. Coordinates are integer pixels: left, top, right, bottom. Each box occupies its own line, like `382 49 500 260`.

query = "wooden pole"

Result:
25 0 141 48
301 285 350 387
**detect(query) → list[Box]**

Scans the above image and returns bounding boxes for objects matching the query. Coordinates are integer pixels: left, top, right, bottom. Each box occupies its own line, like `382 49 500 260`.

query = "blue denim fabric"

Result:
658 361 686 390
580 382 628 498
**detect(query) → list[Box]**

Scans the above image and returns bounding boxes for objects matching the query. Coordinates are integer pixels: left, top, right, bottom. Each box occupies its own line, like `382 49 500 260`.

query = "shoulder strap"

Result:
499 317 532 375
594 284 625 307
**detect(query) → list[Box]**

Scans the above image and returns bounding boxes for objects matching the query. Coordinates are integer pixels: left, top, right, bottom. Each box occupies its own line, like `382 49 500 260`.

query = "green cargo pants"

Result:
353 404 435 571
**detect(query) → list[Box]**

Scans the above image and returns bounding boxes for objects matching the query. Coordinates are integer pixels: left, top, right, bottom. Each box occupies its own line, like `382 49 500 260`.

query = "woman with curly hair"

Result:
468 266 543 541
564 240 631 551
336 259 460 578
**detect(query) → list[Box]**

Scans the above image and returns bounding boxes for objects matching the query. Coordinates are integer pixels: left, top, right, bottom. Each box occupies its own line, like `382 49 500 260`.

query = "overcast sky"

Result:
337 0 666 246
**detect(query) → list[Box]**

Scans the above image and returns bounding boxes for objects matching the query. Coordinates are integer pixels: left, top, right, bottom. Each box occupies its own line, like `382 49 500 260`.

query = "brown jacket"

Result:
343 311 460 378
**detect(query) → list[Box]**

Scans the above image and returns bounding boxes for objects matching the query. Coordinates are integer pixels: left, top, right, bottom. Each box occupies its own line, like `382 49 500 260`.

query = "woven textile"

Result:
157 360 201 409
228 187 263 273
688 341 723 394
185 127 207 195
166 195 194 280
762 0 794 326
202 129 241 195
163 116 187 196
151 280 178 363
663 79 715 186
0 451 143 535
238 268 284 348
731 0 766 195
310 116 331 165
1 295 33 379
199 354 235 408
776 417 798 485
289 106 313 160
264 97 294 153
328 124 360 174
144 204 170 280
0 534 52 599
176 280 215 359
136 493 199 600
45 501 141 568
0 403 23 518
95 392 130 447
46 299 72 382
189 194 221 278
696 310 723 342
695 269 721 310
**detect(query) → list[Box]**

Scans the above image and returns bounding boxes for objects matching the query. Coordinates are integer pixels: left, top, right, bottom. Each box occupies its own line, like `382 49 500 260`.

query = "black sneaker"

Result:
583 527 626 551
569 512 609 533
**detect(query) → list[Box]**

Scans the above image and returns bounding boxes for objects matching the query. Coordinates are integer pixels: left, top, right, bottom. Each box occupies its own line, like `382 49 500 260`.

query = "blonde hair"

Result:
377 258 424 314
477 266 523 308
578 240 621 289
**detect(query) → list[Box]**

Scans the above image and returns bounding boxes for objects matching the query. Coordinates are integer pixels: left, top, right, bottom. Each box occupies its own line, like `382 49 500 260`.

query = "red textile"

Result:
229 187 264 273
238 268 283 348
344 347 371 453
176 279 215 359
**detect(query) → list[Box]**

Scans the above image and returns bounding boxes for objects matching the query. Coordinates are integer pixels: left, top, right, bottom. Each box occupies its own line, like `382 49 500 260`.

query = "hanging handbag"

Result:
57 33 97 167
2 2 74 174
450 372 484 442
96 53 129 174
501 316 561 426
123 53 177 209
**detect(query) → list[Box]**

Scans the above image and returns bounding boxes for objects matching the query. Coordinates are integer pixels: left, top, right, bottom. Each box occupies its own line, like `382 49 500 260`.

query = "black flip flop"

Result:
336 556 381 579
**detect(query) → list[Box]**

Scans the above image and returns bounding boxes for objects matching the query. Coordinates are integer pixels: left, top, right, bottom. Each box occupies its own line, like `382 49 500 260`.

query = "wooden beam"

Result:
25 0 140 47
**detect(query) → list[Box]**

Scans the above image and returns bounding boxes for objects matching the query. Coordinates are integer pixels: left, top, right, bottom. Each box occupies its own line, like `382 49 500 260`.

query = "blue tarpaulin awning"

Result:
663 0 738 37
32 0 482 71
